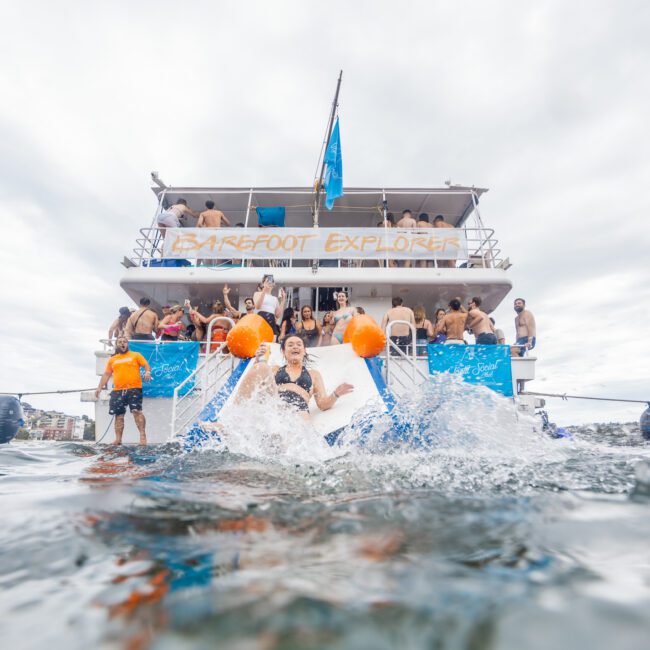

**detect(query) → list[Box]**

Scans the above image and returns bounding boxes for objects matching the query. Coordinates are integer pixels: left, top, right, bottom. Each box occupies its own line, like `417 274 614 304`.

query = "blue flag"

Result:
323 117 343 210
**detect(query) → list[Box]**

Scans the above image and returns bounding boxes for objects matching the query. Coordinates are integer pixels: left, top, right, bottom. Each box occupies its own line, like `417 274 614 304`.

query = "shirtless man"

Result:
466 296 496 344
125 297 159 341
435 299 467 344
198 200 230 228
433 214 455 268
381 297 415 352
157 198 199 232
416 213 433 267
376 213 396 268
396 210 417 267
396 209 416 228
514 298 536 356
223 284 254 320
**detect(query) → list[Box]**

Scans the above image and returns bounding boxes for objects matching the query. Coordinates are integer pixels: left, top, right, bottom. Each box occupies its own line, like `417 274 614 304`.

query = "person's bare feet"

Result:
113 438 122 445
139 436 147 446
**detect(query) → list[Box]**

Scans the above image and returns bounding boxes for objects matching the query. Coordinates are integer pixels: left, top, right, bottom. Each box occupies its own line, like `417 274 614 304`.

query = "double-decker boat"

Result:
84 178 542 445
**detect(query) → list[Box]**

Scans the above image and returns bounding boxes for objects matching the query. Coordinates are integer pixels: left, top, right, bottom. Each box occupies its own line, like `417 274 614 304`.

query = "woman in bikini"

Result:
319 312 338 347
159 305 185 341
413 305 434 355
189 300 233 351
331 291 355 344
237 335 353 419
295 306 321 348
278 307 297 341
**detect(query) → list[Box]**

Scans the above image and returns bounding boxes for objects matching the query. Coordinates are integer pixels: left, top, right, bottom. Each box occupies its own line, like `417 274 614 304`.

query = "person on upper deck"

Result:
125 298 159 341
157 198 199 231
396 210 416 268
253 275 285 338
236 336 354 419
376 213 396 268
466 296 497 344
381 297 415 352
433 214 455 268
435 299 467 344
396 209 416 228
198 200 230 228
296 306 321 348
514 298 536 356
416 213 433 267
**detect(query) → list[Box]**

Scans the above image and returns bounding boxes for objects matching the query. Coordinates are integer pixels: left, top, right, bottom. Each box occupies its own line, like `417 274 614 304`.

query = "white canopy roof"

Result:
151 185 488 228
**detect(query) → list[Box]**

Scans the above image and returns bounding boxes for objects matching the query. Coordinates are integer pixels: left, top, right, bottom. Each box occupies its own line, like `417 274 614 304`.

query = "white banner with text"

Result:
162 228 468 260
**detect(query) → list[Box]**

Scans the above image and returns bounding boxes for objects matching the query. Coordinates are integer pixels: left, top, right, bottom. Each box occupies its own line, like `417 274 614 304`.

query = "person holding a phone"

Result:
236 336 353 419
253 274 285 338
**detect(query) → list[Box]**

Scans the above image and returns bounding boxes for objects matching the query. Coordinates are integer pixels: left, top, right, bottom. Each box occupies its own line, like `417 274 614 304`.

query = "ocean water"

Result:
1 384 650 649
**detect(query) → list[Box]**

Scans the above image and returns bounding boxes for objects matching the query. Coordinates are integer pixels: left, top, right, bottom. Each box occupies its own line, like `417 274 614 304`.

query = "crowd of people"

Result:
109 277 536 358
380 296 535 356
101 278 536 445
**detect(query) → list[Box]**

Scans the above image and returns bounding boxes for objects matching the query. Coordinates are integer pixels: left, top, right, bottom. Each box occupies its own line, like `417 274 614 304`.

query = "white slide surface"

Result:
218 343 386 437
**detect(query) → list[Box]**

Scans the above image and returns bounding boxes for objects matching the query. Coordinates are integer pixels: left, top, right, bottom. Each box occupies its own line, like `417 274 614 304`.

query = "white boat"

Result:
83 180 542 445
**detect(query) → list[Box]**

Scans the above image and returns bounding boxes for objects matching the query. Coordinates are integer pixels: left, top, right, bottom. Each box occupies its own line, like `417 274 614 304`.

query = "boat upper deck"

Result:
121 183 513 314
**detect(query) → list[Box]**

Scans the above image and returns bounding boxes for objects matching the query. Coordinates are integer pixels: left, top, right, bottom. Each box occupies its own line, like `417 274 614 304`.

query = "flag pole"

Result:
314 70 343 226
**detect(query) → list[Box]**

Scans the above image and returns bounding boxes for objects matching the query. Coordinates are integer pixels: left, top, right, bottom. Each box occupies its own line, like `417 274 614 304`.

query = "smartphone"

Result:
184 299 191 308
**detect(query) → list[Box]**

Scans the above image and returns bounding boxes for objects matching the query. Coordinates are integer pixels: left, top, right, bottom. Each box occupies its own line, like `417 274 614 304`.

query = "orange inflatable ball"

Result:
226 314 274 358
343 315 386 358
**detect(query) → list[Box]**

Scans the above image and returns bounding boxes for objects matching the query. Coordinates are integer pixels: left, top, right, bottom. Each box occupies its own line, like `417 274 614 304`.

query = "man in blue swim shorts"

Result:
514 298 536 356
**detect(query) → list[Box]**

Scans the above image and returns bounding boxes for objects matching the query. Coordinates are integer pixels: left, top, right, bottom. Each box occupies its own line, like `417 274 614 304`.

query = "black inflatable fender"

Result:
0 396 24 444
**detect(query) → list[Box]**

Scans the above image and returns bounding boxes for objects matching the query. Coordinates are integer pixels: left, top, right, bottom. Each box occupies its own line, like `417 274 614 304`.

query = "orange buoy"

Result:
226 313 274 358
343 315 386 358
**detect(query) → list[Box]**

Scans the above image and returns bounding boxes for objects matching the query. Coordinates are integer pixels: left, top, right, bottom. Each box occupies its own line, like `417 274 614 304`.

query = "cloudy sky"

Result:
1 0 648 426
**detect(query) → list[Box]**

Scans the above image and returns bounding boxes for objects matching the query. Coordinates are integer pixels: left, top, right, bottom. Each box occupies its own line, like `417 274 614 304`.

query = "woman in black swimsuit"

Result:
295 306 322 348
236 335 354 418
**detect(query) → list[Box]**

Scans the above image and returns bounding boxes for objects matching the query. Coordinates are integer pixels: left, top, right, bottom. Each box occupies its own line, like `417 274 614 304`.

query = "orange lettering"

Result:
325 233 344 253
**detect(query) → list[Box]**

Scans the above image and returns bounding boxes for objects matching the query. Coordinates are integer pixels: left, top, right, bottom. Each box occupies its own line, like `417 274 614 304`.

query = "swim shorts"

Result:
131 333 154 341
515 336 536 357
157 211 181 228
476 332 497 345
109 388 143 416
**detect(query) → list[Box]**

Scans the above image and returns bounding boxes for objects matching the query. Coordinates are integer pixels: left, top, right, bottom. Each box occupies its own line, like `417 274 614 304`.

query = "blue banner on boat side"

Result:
129 341 200 397
427 345 514 397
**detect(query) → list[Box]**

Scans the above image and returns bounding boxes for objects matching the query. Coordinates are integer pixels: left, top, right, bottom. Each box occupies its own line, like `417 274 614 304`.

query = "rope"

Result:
95 415 115 444
521 391 649 405
0 388 95 397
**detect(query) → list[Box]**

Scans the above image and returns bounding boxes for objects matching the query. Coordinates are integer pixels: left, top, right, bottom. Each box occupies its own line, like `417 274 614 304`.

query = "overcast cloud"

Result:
0 0 648 425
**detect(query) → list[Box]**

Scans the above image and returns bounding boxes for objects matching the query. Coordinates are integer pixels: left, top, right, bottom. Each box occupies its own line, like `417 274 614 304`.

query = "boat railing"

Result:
127 227 504 269
169 317 237 440
383 321 429 390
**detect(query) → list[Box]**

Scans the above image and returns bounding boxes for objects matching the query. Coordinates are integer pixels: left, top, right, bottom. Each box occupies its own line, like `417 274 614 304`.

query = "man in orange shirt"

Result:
95 336 152 445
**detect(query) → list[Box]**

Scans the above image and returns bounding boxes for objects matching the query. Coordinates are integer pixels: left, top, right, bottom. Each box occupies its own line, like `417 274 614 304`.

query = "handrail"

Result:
383 320 429 388
170 344 234 439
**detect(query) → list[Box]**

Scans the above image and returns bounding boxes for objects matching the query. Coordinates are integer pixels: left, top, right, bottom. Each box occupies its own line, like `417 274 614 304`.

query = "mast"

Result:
313 70 343 226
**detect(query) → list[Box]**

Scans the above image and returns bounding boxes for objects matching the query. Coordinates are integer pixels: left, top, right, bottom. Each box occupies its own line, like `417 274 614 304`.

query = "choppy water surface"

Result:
1 387 650 649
